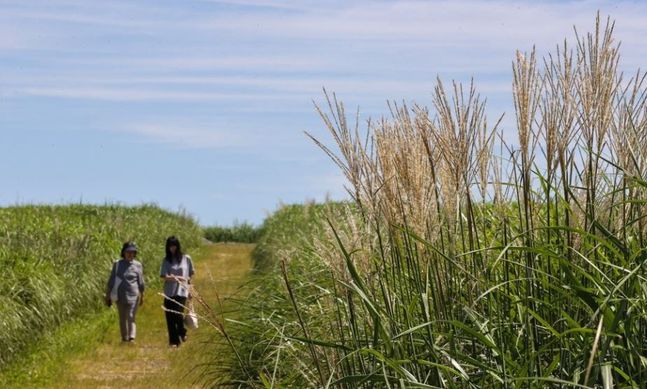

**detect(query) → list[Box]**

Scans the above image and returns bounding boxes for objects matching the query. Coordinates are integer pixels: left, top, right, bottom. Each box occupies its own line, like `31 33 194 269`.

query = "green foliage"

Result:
251 202 341 271
0 204 203 368
203 222 264 243
0 308 115 387
218 16 647 388
207 201 353 387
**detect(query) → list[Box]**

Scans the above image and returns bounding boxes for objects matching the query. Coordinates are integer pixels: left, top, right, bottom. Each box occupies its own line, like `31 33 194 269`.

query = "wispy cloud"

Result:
4 1 647 53
18 86 310 102
0 0 182 29
124 123 250 149
9 73 510 102
194 1 644 47
3 0 646 107
2 1 646 117
197 0 319 11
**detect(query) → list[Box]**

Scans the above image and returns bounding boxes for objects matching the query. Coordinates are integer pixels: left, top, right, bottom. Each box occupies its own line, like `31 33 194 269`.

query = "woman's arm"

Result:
162 274 187 281
138 263 145 289
160 259 185 281
105 262 116 306
187 255 195 280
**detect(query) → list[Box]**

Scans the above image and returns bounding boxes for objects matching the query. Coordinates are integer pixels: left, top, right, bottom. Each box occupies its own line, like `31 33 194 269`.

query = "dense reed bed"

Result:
0 204 202 368
222 15 647 387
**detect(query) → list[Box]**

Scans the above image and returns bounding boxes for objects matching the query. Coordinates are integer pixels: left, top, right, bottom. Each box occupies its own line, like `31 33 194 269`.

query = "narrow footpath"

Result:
54 243 254 388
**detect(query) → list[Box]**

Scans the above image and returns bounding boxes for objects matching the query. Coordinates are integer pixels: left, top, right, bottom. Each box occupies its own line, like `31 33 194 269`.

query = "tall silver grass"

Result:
274 13 647 388
211 14 647 388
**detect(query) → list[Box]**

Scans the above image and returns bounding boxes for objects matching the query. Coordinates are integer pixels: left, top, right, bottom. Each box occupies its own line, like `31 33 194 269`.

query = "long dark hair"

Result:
165 236 183 262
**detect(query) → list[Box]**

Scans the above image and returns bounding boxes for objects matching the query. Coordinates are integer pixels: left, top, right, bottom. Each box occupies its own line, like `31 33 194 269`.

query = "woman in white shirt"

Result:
160 236 194 347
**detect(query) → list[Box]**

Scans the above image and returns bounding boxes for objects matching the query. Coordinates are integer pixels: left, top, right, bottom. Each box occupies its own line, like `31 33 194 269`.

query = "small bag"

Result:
184 300 198 329
109 262 122 304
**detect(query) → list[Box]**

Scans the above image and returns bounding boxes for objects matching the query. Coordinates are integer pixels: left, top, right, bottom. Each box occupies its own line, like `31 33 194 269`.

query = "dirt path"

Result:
54 243 254 388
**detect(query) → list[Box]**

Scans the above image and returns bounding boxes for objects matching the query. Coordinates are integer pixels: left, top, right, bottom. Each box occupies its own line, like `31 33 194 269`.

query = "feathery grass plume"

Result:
428 77 499 304
573 13 622 236
374 102 437 237
541 40 578 194
512 47 541 235
511 45 545 377
431 79 485 229
308 90 375 215
608 68 647 240
540 39 580 274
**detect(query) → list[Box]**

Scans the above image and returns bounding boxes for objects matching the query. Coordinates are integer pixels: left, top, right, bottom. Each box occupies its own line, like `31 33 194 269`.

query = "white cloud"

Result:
12 74 506 97
0 23 57 50
3 1 647 54
124 123 249 149
196 0 319 11
119 56 322 72
193 1 632 46
4 0 647 106
4 1 643 54
18 86 309 102
0 0 181 29
3 1 647 123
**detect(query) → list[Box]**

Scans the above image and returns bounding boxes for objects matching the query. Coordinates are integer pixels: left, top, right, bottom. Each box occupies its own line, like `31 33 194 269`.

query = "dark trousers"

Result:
164 295 187 345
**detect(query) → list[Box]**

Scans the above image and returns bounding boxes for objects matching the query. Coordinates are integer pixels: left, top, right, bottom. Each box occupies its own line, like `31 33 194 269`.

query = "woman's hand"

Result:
139 295 144 306
104 295 112 307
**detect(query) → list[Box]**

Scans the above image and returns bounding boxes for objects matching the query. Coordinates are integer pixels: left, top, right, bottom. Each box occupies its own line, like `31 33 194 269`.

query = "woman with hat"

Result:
105 241 145 342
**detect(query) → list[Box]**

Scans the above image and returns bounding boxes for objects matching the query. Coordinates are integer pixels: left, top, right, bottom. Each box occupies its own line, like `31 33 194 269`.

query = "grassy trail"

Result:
50 243 253 388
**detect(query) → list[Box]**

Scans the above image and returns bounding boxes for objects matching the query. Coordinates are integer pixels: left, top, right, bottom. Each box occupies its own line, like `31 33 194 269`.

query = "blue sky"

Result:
2 0 646 226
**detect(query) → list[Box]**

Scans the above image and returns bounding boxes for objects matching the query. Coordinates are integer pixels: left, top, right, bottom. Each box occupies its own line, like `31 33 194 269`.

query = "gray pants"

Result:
117 301 138 341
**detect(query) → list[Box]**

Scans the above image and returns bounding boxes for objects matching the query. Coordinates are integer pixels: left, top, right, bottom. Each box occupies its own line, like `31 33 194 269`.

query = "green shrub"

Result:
199 201 354 387
251 201 354 271
203 222 264 243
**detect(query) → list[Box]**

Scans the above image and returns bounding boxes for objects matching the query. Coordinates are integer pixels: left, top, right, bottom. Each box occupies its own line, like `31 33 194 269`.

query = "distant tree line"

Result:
203 222 264 243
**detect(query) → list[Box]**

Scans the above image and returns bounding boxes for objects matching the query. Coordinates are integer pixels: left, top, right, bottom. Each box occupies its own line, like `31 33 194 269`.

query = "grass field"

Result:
0 204 203 384
1 242 254 388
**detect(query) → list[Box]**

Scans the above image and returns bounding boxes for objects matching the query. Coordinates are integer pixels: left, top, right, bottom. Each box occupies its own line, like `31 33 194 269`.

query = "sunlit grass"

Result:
220 15 647 388
0 204 203 375
1 242 254 388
